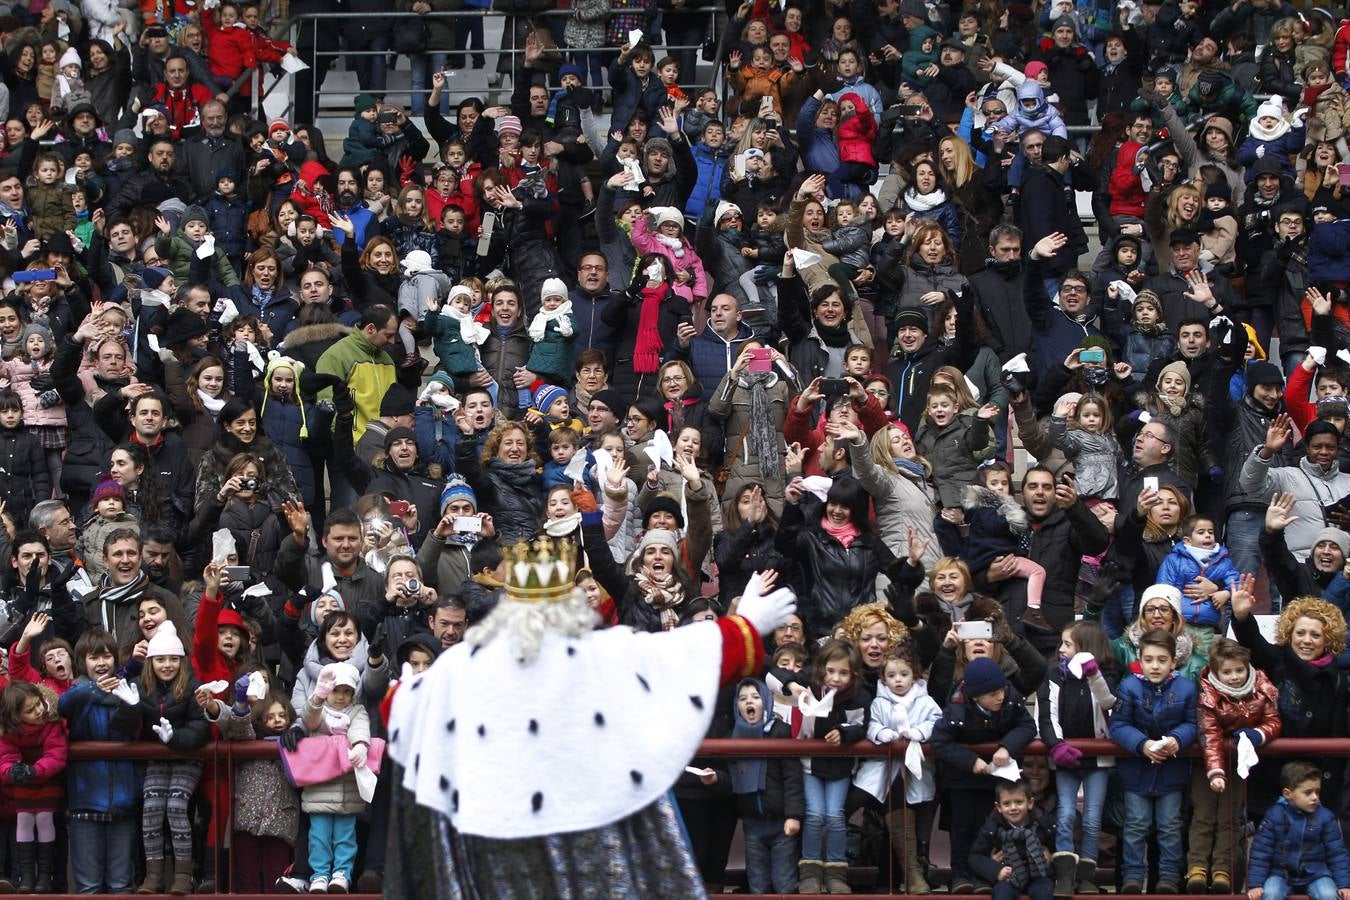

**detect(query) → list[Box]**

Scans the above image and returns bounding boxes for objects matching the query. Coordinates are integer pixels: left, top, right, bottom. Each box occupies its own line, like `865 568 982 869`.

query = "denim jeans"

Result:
1122 790 1183 882
1226 508 1280 611
410 52 450 115
1055 767 1109 861
803 774 849 862
69 816 137 894
742 815 798 893
309 813 358 880
1263 875 1340 900
346 34 389 95
994 875 1054 900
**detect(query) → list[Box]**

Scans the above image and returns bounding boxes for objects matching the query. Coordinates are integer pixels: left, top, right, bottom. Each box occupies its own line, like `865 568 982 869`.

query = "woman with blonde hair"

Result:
838 421 937 565
452 418 542 546
937 135 1004 271
382 184 440 267
839 601 912 690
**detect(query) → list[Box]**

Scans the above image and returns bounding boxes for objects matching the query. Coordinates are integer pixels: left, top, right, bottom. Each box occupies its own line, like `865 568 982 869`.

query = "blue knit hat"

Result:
532 384 568 416
559 63 584 81
440 475 477 513
962 657 1007 698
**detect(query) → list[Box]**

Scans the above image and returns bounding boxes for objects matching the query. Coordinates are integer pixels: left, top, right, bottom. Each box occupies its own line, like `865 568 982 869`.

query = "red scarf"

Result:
1303 82 1333 111
633 285 666 373
820 514 860 548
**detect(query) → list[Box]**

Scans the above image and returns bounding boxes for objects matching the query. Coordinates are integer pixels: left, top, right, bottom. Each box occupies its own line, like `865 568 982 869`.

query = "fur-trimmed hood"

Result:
962 484 1028 531
279 322 353 349
1123 619 1194 666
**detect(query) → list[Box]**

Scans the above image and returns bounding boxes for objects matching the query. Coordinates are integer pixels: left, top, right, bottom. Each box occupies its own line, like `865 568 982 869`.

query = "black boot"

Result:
14 844 33 894
32 844 52 894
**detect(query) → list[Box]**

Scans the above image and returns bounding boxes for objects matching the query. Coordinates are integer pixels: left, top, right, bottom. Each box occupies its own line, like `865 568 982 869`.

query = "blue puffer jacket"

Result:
685 142 729 220
1249 798 1350 888
260 392 325 514
795 96 841 175
1155 542 1241 627
1108 672 1198 796
205 191 249 265
58 680 144 816
1308 220 1350 284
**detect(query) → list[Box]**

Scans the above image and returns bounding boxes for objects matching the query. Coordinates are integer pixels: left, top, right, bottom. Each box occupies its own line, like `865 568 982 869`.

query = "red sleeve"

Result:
1285 360 1316 433
0 738 18 780
1335 24 1350 78
857 393 889 436
192 590 222 681
7 647 40 685
715 615 766 686
783 399 814 447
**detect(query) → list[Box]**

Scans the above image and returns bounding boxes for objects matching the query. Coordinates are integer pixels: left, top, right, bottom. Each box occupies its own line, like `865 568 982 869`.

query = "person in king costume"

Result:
383 530 797 898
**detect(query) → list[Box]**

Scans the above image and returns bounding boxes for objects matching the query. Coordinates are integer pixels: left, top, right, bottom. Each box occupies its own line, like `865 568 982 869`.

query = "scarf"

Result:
904 186 948 213
634 570 684 630
820 515 860 548
653 231 687 258
544 512 582 537
1133 320 1168 337
527 301 575 342
1001 822 1051 889
95 571 149 640
322 703 352 735
729 679 773 797
814 319 852 348
740 370 783 481
445 308 489 346
633 285 667 373
197 389 225 415
894 457 926 478
1303 82 1333 110
1205 663 1256 699
1248 116 1291 142
664 394 698 433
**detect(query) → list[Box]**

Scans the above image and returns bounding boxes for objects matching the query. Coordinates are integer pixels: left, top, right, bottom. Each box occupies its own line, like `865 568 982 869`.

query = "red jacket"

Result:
0 717 67 806
836 92 878 167
1108 141 1146 219
1196 665 1281 779
1334 19 1350 80
191 590 237 700
783 393 890 477
1284 358 1317 433
151 83 215 139
202 9 291 95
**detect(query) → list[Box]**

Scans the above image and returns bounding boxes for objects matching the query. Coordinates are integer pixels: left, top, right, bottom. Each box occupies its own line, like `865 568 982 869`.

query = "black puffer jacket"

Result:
339 416 445 548
800 678 872 781
478 191 564 319
713 522 790 609
136 677 210 752
453 440 543 547
602 283 692 403
0 425 49 527
579 513 698 634
930 682 1037 791
51 335 121 507
775 496 895 640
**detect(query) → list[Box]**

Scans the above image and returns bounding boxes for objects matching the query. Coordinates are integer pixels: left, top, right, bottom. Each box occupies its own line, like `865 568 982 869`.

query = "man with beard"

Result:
181 100 244 203
341 424 444 547
968 224 1037 369
108 137 193 218
80 529 183 647
427 598 468 651
1262 495 1350 605
141 526 183 595
275 507 384 628
330 167 377 250
1180 34 1230 96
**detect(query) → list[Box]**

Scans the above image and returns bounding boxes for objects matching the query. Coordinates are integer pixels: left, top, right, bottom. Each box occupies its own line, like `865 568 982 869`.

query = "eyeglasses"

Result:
1142 604 1173 615
579 263 605 272
1060 284 1087 294
661 375 686 384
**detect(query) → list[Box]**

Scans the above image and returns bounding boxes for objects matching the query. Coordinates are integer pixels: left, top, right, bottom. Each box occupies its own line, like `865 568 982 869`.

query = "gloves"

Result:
1050 742 1083 769
1086 562 1126 612
314 665 337 701
8 763 33 785
36 389 60 409
331 380 354 418
348 742 368 769
875 728 900 744
110 679 139 706
366 621 386 661
1236 728 1264 746
152 717 174 745
234 673 252 706
30 374 52 393
1208 465 1224 482
280 724 305 752
734 571 799 636
1080 657 1100 678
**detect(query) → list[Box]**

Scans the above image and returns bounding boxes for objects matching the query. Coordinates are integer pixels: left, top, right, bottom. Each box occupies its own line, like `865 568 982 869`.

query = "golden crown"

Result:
505 537 579 604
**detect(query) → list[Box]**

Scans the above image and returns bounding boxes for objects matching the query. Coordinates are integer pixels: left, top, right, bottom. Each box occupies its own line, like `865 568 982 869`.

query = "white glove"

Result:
246 670 267 702
68 233 84 253
348 742 368 769
734 571 798 635
1255 145 1265 158
875 728 900 744
217 297 239 325
158 347 175 363
152 717 174 744
1293 107 1310 127
110 679 139 706
195 234 216 259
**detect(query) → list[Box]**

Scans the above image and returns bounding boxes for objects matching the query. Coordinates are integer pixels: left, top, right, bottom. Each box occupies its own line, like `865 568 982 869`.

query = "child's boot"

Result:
32 843 53 894
798 859 824 894
894 817 929 893
169 859 193 896
1186 866 1209 893
1209 871 1232 894
823 861 851 894
136 857 163 894
14 845 33 894
1052 852 1079 897
1077 858 1100 894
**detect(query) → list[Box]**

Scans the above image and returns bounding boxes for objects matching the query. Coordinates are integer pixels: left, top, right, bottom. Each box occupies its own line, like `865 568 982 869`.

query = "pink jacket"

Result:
630 215 710 306
0 357 65 428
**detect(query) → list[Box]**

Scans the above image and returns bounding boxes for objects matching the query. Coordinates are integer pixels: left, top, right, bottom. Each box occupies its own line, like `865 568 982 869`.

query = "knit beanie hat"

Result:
1156 360 1191 393
440 475 477 513
1078 334 1113 358
164 307 209 346
20 323 52 357
145 621 185 658
1245 360 1284 389
354 93 377 115
142 267 172 291
1256 96 1286 122
309 589 348 626
380 383 415 418
58 46 80 69
894 308 930 333
642 492 685 529
383 425 416 452
1024 60 1048 80
541 278 568 301
714 200 742 224
1139 583 1183 617
559 62 584 80
1133 289 1162 316
1205 181 1231 201
628 528 681 574
592 389 628 422
1318 395 1350 419
93 475 125 505
962 657 1007 697
112 128 138 150
495 115 522 137
532 383 568 415
182 205 208 227
268 119 290 136
1315 527 1350 556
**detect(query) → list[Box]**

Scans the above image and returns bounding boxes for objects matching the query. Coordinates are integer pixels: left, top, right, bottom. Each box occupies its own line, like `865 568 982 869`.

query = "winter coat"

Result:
799 679 871 780
684 142 729 220
218 712 299 843
602 285 692 402
298 699 371 815
76 511 140 581
477 319 532 419
50 336 119 504
525 313 575 382
914 413 994 508
421 309 484 377
1196 665 1281 779
0 712 67 809
930 682 1038 791
0 356 64 429
194 432 299 516
1038 40 1100 126
258 392 324 516
775 496 894 639
1249 799 1350 888
136 678 210 752
1122 328 1177 384
631 216 709 307
706 366 792 503
1156 542 1241 627
1108 673 1198 796
289 638 388 717
453 440 542 547
0 425 50 528
314 329 397 444
608 62 667 144
836 94 877 167
1240 449 1350 561
1045 417 1119 499
1237 125 1307 183
731 717 805 821
855 680 942 804
847 438 939 566
58 679 143 815
1038 662 1119 770
205 192 248 263
968 260 1036 367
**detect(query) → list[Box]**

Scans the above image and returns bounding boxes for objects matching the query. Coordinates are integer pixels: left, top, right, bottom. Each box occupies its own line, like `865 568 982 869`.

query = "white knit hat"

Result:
324 661 360 692
541 277 568 300
1139 584 1182 617
145 620 185 658
448 284 474 305
714 200 742 224
651 207 684 228
59 47 81 69
1256 96 1286 121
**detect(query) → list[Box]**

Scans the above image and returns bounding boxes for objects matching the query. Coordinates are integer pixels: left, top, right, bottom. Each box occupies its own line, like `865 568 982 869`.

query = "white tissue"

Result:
563 451 589 485
645 429 673 471
201 680 229 695
627 28 643 48
1001 352 1030 374
1109 280 1138 305
796 687 836 738
1137 411 1153 424
800 475 834 502
990 760 1022 782
212 529 235 565
1309 346 1329 366
904 739 925 777
789 248 822 268
1237 732 1259 780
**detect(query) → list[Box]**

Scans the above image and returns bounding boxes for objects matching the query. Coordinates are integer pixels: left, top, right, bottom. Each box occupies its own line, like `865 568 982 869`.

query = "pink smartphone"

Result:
748 348 772 373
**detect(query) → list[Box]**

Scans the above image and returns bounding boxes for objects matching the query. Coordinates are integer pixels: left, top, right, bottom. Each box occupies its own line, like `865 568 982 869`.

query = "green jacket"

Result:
155 233 239 288
315 330 396 442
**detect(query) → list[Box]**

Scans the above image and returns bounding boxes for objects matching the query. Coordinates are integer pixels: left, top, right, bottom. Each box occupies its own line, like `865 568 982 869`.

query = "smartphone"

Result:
748 347 772 373
12 269 55 284
388 500 412 518
1079 348 1106 364
953 620 993 641
453 516 484 534
1143 476 1160 492
819 378 849 396
223 566 250 583
900 104 924 117
758 95 774 115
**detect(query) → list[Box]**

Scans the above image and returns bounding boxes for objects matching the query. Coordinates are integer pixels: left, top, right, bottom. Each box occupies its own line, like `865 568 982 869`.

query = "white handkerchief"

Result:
800 475 833 502
1110 280 1137 305
1337 348 1350 366
1137 411 1153 423
280 53 309 74
647 429 673 469
1067 651 1094 679
354 764 378 802
904 739 925 777
146 334 161 353
563 452 589 485
796 687 836 738
628 29 644 48
591 448 613 490
246 670 267 701
212 529 235 565
789 248 822 268
201 680 229 695
684 766 715 777
1237 732 1259 780
1309 346 1328 366
990 760 1022 782
621 157 645 190
1001 352 1030 374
